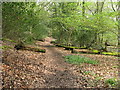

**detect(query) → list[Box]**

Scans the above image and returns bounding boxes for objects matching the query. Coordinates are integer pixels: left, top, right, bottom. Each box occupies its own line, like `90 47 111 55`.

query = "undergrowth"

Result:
64 55 98 65
105 78 119 87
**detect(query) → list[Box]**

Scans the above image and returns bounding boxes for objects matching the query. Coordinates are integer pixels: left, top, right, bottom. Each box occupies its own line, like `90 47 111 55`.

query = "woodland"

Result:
1 1 120 89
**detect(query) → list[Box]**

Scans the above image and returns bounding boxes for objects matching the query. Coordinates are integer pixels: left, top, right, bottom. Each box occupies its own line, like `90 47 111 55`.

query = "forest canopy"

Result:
2 1 119 49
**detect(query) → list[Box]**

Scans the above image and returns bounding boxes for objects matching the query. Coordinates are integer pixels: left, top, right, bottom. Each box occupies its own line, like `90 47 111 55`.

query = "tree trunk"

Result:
82 0 85 17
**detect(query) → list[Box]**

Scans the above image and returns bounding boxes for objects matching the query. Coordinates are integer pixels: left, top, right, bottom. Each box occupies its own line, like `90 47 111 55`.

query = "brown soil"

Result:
2 37 119 88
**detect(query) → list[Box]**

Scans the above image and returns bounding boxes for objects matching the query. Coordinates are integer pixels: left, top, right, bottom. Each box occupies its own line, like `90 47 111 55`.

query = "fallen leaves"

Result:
2 38 119 88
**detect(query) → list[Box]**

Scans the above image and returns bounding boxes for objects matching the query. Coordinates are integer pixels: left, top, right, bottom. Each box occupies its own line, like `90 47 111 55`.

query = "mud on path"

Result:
2 37 118 88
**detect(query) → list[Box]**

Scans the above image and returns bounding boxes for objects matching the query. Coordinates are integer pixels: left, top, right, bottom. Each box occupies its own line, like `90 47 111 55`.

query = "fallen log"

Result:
14 43 46 53
24 46 46 53
72 49 119 57
64 47 73 50
72 49 100 54
55 44 86 49
55 44 64 47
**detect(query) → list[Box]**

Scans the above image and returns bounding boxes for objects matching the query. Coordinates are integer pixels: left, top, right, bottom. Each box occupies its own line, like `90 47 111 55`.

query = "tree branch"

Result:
110 0 116 12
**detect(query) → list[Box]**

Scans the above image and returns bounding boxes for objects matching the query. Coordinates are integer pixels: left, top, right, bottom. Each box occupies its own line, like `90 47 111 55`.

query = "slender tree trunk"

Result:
82 0 85 17
100 1 105 12
117 2 120 48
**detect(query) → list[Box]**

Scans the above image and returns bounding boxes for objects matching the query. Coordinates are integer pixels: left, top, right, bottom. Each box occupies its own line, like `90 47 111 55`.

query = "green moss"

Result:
64 55 98 65
38 49 46 53
92 50 100 53
55 44 86 49
1 45 13 49
102 52 119 56
2 38 17 43
56 44 64 47
64 46 86 49
112 65 119 68
105 78 118 87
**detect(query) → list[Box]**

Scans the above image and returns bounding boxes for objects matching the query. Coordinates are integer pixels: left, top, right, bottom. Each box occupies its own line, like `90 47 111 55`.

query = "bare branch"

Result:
110 0 116 12
86 5 94 15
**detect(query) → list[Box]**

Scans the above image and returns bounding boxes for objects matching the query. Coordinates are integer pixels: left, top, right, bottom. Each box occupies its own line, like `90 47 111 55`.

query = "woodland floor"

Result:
1 37 119 88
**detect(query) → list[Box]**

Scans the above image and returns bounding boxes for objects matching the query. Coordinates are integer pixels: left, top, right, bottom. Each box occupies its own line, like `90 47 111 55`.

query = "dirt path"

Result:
2 37 118 88
35 37 89 88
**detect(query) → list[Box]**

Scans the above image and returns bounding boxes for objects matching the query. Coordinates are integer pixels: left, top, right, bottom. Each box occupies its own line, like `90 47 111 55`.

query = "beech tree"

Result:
2 2 50 44
2 1 118 49
50 1 118 49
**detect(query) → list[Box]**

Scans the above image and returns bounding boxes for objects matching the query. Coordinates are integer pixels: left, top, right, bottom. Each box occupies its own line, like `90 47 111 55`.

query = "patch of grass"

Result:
64 55 98 65
105 78 119 87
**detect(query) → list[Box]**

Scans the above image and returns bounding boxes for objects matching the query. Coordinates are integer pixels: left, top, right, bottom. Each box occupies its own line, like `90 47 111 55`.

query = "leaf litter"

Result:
2 37 119 88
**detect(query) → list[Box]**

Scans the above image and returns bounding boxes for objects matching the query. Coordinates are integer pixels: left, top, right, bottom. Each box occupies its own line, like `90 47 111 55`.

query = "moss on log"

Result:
101 52 119 56
14 44 46 53
72 49 100 54
72 48 119 57
25 47 46 53
64 47 73 50
55 44 64 47
55 44 87 49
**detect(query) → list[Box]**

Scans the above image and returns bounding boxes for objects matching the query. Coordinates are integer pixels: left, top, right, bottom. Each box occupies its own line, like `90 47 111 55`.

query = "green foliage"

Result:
50 2 118 49
2 2 118 50
64 55 98 65
105 78 119 87
2 2 50 44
